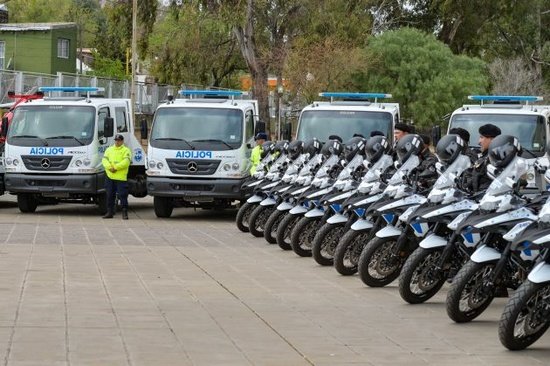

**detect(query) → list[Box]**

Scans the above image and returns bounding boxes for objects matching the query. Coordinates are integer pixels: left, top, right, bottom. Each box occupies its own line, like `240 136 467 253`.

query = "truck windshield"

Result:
8 105 95 147
151 107 243 150
297 110 392 142
450 113 546 153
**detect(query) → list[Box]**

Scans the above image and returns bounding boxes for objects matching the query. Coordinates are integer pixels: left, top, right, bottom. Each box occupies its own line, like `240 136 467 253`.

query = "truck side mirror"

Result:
255 120 266 135
431 125 441 147
282 122 292 140
0 116 8 138
103 117 114 138
140 119 148 140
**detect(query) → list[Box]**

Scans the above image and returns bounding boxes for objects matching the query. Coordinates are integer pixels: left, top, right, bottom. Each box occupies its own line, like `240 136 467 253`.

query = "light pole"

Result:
277 85 283 140
131 0 138 115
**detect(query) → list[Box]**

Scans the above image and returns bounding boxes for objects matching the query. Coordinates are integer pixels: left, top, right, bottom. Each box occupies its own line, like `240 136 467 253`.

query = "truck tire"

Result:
17 193 38 213
154 196 173 218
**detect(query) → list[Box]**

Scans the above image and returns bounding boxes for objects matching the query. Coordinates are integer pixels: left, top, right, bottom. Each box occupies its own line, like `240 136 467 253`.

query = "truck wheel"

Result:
17 194 38 213
96 193 108 215
154 196 173 218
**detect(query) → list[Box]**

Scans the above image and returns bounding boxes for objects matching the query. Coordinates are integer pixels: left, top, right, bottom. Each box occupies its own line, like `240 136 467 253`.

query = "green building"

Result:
0 22 77 74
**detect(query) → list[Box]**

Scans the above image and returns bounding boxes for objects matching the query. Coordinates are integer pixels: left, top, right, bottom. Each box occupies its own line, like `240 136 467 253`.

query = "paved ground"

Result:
0 195 547 366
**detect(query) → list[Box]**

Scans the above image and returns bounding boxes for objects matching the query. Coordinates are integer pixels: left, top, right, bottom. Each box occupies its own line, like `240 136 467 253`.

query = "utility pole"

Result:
131 0 137 115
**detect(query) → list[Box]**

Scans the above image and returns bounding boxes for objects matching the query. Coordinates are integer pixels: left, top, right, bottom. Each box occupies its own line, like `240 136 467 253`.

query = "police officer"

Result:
394 123 412 143
250 132 267 175
462 123 502 193
102 134 132 220
449 127 478 163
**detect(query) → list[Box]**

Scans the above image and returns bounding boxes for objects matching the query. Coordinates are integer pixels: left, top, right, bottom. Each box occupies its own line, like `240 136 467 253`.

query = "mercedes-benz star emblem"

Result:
187 161 198 173
41 158 51 169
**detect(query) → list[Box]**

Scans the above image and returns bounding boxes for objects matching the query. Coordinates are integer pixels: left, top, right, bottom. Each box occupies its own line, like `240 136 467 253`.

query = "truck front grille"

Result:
166 159 220 175
22 155 72 171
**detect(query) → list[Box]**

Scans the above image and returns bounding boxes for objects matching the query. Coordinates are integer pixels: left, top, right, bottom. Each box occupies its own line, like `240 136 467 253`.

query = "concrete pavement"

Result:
0 195 547 365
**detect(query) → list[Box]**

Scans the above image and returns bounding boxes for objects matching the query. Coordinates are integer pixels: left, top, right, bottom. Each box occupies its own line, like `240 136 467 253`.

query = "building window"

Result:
57 38 69 59
0 41 4 69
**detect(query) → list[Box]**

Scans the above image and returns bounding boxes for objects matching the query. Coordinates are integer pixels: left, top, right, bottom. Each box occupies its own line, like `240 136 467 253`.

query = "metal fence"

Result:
0 70 178 114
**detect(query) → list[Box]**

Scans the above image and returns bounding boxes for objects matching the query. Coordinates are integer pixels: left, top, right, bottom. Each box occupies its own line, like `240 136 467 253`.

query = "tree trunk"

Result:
233 0 270 134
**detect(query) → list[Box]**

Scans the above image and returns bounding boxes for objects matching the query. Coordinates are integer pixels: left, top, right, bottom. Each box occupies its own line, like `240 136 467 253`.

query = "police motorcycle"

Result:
310 137 373 266
397 134 478 304
332 136 394 276
290 138 365 258
498 184 550 350
235 140 288 233
263 139 324 244
248 140 307 238
274 139 344 255
357 134 437 287
445 135 546 323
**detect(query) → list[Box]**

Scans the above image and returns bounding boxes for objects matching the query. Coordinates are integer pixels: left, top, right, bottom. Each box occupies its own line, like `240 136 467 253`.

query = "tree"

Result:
148 3 244 87
356 28 489 128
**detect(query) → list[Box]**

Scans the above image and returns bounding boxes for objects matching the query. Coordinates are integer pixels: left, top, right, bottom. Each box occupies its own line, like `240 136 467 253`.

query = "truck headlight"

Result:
156 162 164 169
232 163 240 170
83 158 91 166
223 163 231 171
5 157 12 166
148 160 157 169
75 159 82 167
12 158 19 166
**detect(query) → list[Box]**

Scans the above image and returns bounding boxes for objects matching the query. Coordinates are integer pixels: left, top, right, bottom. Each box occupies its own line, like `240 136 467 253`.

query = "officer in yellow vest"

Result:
101 134 132 220
250 132 267 175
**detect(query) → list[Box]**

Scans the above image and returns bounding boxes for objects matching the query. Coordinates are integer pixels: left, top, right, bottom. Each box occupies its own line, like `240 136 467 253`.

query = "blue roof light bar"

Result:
39 87 104 93
468 95 543 105
178 90 243 97
319 92 392 103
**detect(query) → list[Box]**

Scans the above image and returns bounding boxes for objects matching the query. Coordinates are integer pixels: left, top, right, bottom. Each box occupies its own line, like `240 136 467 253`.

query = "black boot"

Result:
102 210 114 219
122 208 128 220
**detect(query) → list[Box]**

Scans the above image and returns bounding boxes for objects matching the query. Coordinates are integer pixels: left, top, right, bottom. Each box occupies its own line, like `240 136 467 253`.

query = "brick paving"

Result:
0 195 547 365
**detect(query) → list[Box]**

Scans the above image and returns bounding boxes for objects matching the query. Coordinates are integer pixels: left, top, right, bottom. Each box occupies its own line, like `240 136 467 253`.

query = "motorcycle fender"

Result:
326 213 348 224
292 186 309 196
328 190 355 202
306 187 332 199
277 186 291 193
419 234 447 249
289 205 308 215
527 262 550 284
470 245 501 264
305 208 325 218
351 219 374 231
375 225 402 238
262 181 279 190
277 202 294 211
247 195 263 204
260 197 277 206
247 179 263 188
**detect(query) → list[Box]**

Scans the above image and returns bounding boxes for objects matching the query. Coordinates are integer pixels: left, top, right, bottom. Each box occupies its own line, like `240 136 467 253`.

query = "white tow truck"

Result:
146 90 263 218
2 86 147 213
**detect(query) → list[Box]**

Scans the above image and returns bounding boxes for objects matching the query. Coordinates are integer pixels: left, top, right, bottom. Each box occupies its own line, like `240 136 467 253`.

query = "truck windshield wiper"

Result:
10 134 49 146
154 137 195 149
192 139 233 149
45 135 85 146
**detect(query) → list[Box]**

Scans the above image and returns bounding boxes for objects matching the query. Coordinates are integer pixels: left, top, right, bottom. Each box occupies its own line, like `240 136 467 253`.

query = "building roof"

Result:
0 22 77 32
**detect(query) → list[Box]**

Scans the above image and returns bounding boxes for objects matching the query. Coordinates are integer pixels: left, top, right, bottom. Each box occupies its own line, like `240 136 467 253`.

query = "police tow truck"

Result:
146 90 262 218
288 92 400 143
445 95 550 189
1 86 147 213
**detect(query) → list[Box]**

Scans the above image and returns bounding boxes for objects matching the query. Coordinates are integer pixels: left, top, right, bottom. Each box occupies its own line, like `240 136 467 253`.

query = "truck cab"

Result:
447 95 548 157
447 95 549 190
146 90 260 218
294 92 400 143
2 86 147 213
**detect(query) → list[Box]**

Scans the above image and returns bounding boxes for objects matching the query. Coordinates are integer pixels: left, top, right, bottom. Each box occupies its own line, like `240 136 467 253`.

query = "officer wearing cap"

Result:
461 123 502 193
250 132 267 175
101 134 132 220
394 123 412 143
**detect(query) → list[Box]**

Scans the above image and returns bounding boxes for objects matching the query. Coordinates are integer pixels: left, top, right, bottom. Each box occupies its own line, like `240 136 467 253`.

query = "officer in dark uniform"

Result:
416 134 438 192
462 123 502 193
